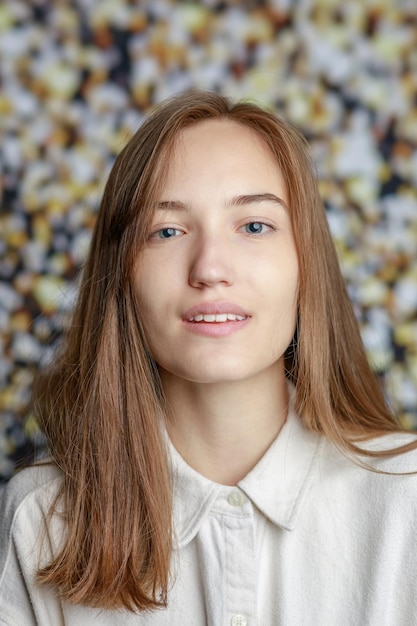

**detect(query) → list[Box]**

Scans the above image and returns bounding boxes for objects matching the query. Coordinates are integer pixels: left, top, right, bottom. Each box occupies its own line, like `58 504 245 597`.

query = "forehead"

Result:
173 118 272 157
163 119 285 191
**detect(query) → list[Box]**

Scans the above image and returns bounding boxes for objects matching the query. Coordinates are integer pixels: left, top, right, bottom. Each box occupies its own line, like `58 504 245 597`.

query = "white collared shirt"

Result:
2 396 417 625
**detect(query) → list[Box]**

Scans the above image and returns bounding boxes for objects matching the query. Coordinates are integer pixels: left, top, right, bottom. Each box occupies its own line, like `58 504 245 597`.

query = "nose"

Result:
188 234 234 289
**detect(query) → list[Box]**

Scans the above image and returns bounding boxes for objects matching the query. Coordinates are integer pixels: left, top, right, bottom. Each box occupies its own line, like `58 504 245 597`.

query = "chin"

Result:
179 366 261 385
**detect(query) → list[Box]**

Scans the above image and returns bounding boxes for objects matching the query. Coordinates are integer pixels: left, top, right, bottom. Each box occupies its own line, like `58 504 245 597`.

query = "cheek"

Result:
133 273 159 332
265 252 299 301
134 273 175 352
267 262 299 331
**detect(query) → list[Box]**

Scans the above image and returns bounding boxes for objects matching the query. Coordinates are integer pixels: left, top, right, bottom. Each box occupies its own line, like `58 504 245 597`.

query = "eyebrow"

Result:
156 193 288 212
228 193 288 211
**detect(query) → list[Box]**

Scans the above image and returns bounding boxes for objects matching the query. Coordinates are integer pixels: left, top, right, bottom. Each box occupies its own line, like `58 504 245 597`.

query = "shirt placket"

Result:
197 488 257 626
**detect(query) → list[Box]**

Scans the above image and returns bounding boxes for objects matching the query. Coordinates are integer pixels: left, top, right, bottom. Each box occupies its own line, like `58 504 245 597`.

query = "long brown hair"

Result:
33 90 413 611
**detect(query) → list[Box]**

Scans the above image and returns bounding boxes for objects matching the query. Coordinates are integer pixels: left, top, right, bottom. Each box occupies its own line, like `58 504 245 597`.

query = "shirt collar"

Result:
238 391 322 531
168 385 322 548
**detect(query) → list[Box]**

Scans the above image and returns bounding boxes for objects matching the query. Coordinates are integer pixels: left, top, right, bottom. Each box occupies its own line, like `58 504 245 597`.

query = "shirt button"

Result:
227 491 246 507
230 615 247 626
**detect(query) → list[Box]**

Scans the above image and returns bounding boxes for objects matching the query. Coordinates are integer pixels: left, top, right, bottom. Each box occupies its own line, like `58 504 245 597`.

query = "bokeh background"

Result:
1 0 417 483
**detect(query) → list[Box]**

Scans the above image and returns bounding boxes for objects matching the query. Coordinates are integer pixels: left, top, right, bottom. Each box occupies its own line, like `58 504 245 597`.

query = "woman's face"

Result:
134 119 299 387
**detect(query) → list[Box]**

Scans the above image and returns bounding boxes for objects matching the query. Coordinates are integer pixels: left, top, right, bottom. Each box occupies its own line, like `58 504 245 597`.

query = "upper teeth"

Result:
189 313 247 322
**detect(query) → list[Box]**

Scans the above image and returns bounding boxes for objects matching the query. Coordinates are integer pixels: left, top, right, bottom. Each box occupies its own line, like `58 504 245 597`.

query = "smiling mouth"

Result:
188 313 247 323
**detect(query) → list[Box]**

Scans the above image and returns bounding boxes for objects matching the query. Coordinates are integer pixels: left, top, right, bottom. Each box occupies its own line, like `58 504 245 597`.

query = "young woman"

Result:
1 90 417 625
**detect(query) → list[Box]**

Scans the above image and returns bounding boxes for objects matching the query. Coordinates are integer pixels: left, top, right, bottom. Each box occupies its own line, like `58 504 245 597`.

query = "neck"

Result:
161 364 289 485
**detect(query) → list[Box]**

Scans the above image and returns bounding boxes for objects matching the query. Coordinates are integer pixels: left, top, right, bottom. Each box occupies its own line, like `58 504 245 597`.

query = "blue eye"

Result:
156 227 181 239
245 222 267 234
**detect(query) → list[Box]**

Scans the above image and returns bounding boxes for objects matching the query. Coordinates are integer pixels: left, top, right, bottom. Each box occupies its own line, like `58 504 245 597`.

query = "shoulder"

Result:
1 464 63 545
2 462 62 508
329 429 417 474
0 465 64 623
316 429 417 513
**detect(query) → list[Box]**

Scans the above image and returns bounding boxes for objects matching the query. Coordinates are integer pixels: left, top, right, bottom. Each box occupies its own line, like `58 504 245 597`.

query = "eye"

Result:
150 227 183 240
243 222 271 235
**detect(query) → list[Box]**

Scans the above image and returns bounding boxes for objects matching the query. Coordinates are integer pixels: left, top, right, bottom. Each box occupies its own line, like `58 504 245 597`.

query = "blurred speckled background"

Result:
1 0 417 482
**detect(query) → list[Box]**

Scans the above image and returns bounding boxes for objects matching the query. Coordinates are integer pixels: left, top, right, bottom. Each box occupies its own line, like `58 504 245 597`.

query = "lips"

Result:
183 302 249 322
182 302 250 336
